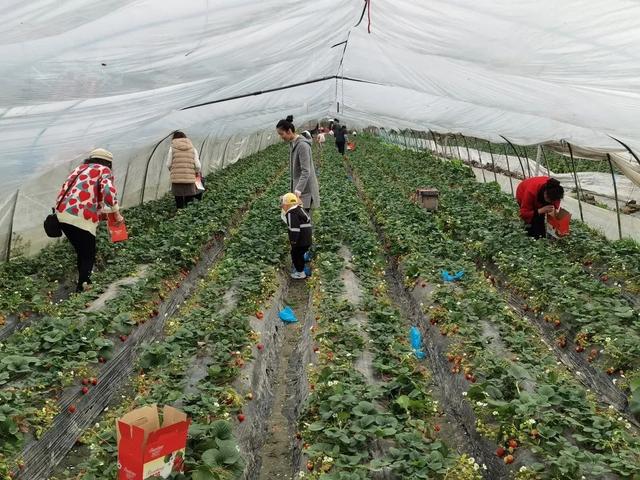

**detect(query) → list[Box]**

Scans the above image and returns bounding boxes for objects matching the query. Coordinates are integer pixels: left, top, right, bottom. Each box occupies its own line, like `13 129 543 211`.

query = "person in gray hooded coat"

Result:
276 115 320 211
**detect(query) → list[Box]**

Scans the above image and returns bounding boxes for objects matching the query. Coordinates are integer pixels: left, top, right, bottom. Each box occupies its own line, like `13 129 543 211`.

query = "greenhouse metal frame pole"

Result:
500 135 527 178
429 130 438 156
462 134 472 163
473 137 487 183
502 143 515 196
5 190 19 261
487 140 498 182
567 142 584 222
141 132 173 204
120 162 131 208
539 145 551 175
609 135 640 168
520 144 532 177
455 134 462 159
606 153 623 240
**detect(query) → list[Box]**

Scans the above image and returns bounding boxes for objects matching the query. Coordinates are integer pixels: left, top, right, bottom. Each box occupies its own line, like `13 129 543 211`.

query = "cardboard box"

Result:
117 405 190 480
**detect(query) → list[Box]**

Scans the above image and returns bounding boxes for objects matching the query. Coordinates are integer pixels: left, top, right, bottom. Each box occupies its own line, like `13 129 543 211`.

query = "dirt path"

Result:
257 278 313 480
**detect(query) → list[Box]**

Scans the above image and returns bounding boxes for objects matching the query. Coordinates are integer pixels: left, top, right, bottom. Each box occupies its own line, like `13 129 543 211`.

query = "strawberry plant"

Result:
346 137 640 478
0 145 287 475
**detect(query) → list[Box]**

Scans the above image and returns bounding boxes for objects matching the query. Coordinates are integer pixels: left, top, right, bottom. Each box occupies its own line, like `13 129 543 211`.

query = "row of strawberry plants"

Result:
0 146 287 462
348 140 640 479
0 146 282 319
372 140 640 384
298 148 481 479
41 168 291 480
406 144 640 385
390 134 640 296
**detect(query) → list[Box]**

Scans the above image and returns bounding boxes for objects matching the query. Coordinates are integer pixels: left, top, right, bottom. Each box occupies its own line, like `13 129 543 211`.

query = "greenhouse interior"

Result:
2 1 640 479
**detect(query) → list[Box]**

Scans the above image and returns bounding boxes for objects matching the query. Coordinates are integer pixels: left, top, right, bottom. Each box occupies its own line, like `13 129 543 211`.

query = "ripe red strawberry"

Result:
98 357 106 364
465 373 473 381
81 386 89 395
68 404 77 413
306 462 314 472
576 345 584 353
447 354 455 362
119 334 127 342
504 454 514 464
257 343 264 351
508 439 518 449
496 446 506 457
91 378 98 386
601 274 609 282
81 378 89 386
313 346 319 353
256 311 264 320
237 413 245 423
434 424 441 432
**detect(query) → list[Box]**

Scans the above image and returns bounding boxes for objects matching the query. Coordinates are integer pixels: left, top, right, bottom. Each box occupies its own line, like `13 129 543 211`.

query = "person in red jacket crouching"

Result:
515 176 564 239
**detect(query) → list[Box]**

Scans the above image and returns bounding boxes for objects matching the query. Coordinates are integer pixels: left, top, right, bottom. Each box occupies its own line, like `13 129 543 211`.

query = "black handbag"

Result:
44 165 89 238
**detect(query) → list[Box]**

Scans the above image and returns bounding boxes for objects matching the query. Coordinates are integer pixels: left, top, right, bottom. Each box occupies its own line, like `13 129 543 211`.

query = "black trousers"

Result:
291 245 310 272
175 195 196 209
336 141 346 155
525 214 546 239
61 223 96 291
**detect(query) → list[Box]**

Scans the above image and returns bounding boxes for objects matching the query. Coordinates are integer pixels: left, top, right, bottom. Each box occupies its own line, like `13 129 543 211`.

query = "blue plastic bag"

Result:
304 265 312 277
303 251 313 263
441 270 464 283
279 306 298 323
409 326 426 359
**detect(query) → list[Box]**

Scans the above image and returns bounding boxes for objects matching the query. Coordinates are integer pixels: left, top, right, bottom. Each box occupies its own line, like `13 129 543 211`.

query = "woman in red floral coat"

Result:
55 148 123 292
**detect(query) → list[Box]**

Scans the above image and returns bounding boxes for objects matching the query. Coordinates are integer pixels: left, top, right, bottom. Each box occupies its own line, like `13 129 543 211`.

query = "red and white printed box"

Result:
117 405 190 480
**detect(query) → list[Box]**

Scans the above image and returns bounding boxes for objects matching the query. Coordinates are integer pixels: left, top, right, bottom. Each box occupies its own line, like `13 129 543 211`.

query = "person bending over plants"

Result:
515 176 564 239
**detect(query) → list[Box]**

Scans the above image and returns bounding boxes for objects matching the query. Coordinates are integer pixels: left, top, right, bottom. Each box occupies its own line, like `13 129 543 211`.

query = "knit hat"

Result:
89 148 113 162
281 193 299 206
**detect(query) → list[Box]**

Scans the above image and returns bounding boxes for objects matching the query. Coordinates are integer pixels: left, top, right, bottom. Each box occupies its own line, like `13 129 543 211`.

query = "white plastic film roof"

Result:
3 0 640 257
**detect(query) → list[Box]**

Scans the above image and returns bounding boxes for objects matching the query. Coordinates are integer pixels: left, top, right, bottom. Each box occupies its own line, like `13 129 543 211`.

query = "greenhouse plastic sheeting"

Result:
4 1 640 258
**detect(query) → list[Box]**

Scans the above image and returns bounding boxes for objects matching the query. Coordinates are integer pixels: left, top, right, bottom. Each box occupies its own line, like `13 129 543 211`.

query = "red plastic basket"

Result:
347 142 356 151
107 214 129 243
547 208 571 236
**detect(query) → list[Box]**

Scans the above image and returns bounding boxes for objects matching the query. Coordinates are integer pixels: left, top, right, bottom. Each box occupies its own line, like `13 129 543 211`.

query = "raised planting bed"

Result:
347 138 640 479
0 145 287 476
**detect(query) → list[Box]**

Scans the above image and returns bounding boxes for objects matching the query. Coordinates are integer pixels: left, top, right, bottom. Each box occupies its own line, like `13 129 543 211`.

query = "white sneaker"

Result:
291 271 307 280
